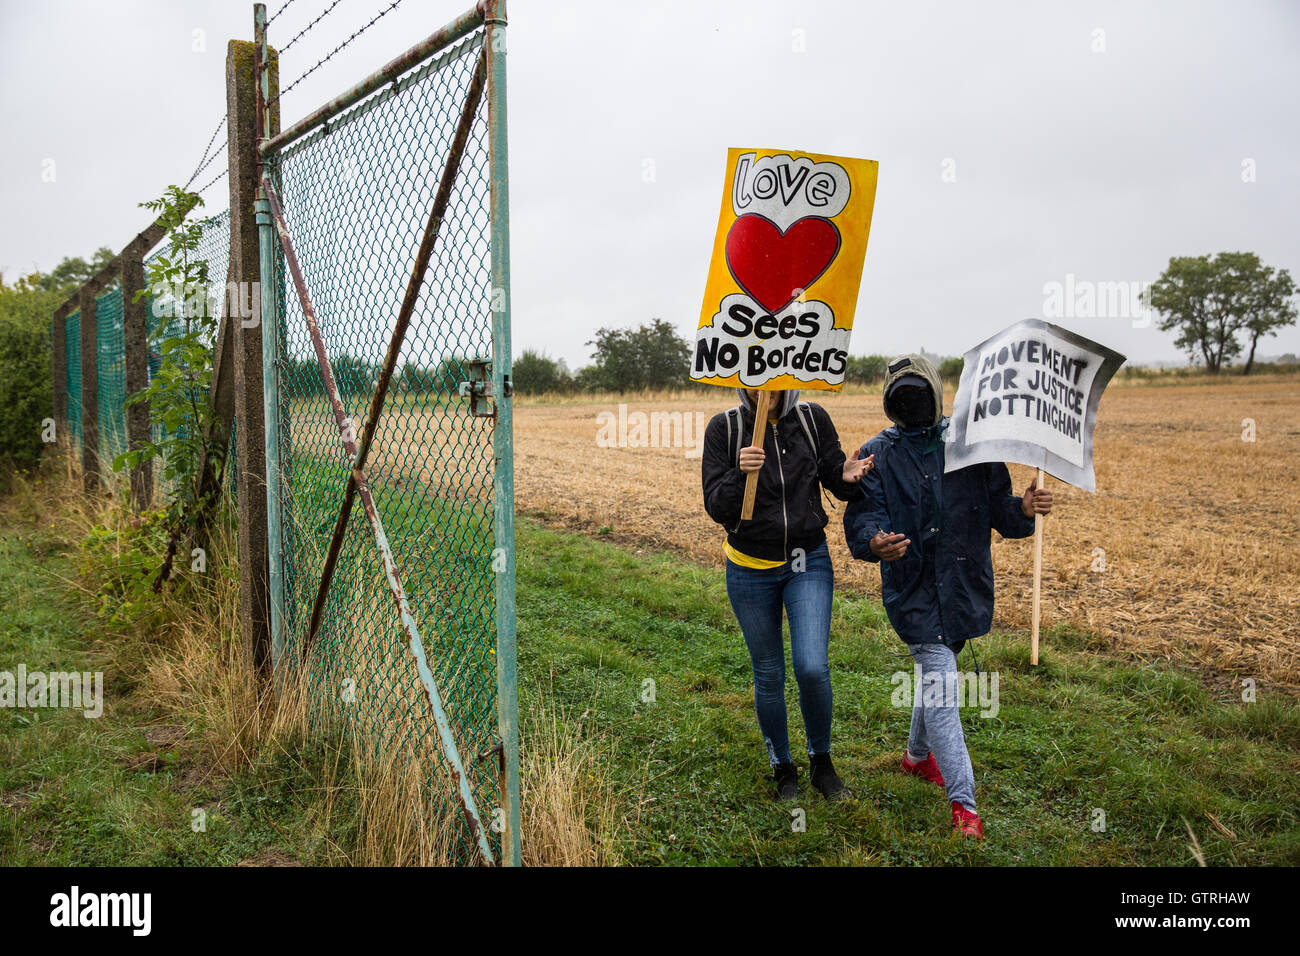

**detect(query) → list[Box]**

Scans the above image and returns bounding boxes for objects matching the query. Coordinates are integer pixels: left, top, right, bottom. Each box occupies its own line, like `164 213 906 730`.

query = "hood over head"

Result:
736 388 802 419
882 354 944 428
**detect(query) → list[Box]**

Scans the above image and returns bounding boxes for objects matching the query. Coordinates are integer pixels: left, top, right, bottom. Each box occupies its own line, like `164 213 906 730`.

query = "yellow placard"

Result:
691 147 878 392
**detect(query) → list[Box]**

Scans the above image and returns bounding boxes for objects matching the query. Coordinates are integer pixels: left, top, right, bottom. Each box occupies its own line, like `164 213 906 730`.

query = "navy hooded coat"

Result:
844 353 1036 651
844 422 1036 650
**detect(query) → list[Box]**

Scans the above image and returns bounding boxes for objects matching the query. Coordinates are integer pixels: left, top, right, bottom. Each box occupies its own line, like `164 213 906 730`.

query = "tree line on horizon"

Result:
2 246 1296 477
513 251 1298 394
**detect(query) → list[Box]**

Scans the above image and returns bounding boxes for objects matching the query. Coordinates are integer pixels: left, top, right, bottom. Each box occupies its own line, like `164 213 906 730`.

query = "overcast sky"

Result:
3 0 1298 367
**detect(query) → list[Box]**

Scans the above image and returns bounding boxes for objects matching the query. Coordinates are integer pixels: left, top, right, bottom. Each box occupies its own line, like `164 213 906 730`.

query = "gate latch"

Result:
458 360 496 419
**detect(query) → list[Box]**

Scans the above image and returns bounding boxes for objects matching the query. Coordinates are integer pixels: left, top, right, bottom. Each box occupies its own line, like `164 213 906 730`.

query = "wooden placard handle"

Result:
1031 467 1045 666
739 390 771 521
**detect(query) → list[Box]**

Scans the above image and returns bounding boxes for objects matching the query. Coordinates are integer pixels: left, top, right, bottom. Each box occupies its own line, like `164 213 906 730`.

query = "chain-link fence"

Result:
65 310 82 450
95 286 127 468
143 210 237 500
268 23 506 863
52 212 235 500
45 0 516 866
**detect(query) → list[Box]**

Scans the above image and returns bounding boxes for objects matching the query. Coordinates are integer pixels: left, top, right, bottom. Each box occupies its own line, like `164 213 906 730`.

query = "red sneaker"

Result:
900 752 946 789
952 802 984 839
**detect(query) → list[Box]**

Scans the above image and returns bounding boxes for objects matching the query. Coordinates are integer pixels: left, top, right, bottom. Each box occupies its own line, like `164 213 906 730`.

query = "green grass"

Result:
3 497 1297 866
515 521 1300 866
0 524 272 865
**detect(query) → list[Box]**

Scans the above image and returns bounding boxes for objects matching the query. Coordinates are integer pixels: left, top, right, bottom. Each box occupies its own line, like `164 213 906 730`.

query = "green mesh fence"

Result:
95 286 128 470
270 28 501 860
51 211 235 501
142 210 236 501
65 311 82 449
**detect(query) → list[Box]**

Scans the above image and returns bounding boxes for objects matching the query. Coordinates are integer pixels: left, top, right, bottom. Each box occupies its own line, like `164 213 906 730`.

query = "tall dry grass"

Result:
520 699 621 866
4 450 619 866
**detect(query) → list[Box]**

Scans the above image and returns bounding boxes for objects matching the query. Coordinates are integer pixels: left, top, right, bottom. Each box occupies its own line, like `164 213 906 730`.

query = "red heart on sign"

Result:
725 214 841 315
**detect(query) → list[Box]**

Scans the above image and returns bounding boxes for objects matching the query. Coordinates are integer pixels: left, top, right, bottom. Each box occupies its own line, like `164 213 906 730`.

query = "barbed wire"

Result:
272 0 406 108
182 0 404 200
179 0 337 194
195 167 229 199
183 115 228 190
280 0 346 54
189 140 229 188
268 0 299 26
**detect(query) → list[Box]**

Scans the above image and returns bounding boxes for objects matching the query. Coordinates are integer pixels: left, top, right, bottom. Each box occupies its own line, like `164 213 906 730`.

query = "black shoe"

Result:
810 752 847 801
772 761 798 802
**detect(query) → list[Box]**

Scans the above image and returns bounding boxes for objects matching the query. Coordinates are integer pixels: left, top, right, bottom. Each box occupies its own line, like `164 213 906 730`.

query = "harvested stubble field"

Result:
510 374 1300 692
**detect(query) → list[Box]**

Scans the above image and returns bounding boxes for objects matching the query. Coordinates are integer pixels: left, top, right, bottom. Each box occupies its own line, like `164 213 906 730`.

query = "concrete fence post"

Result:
226 19 278 682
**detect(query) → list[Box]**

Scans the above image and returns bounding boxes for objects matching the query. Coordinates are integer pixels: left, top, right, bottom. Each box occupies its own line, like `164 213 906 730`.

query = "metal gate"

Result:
257 2 518 865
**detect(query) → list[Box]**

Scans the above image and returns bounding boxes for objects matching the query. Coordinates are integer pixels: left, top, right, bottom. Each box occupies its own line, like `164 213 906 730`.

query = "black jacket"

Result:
702 400 859 563
843 419 1035 649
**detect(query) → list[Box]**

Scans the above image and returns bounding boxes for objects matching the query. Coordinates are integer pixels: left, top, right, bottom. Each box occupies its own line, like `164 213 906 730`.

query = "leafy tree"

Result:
571 364 607 393
333 353 379 398
112 185 217 589
0 246 123 481
0 277 61 480
1239 263 1297 375
584 319 691 392
8 246 116 296
512 349 570 395
844 354 888 385
433 354 476 395
1149 252 1297 374
939 356 965 382
396 360 437 394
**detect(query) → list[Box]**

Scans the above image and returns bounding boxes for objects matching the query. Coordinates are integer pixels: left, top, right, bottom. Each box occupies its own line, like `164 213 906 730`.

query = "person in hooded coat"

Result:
844 354 1053 838
702 388 873 802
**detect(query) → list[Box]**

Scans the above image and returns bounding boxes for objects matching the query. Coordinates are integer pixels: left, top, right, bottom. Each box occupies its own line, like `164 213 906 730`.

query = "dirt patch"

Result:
142 723 187 748
122 752 167 773
171 764 222 796
0 785 39 810
236 848 301 867
27 835 52 854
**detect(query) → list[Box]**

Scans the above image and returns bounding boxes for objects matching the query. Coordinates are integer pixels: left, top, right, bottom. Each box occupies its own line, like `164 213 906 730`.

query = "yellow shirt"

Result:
723 413 786 569
724 541 785 569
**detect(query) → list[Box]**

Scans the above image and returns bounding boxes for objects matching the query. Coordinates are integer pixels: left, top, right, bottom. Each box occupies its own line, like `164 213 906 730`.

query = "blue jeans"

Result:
725 541 834 766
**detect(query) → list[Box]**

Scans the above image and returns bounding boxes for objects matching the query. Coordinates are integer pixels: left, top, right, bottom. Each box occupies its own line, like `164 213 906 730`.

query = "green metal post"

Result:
255 2 286 677
485 0 520 867
257 196 284 674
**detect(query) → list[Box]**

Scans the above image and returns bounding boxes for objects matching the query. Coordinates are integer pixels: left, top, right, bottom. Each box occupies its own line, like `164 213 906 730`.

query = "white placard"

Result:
946 320 1125 491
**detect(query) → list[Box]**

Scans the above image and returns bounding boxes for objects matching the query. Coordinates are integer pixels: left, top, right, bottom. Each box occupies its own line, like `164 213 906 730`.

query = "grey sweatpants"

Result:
907 642 976 812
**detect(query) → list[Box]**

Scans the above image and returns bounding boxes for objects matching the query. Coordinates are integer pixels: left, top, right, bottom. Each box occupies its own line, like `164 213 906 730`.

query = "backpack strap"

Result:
725 405 746 532
795 401 820 458
726 405 742 468
798 401 845 511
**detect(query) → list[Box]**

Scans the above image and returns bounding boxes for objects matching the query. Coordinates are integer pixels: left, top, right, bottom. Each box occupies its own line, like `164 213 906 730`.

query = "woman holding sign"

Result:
701 388 872 802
